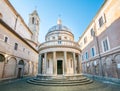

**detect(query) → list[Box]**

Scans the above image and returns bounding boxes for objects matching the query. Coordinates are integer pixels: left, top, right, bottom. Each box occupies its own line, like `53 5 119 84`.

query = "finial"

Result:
57 14 62 25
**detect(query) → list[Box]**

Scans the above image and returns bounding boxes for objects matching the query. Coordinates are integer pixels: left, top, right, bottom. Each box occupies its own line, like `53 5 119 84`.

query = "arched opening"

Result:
114 54 120 78
18 60 24 65
103 62 107 77
17 60 24 78
32 17 34 24
94 64 99 75
4 57 17 78
105 57 113 77
0 54 5 78
0 54 5 62
24 61 29 75
111 60 118 78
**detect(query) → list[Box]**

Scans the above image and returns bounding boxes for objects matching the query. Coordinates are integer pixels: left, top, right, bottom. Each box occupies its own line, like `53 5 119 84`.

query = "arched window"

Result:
90 28 95 36
58 36 61 40
64 37 67 40
32 17 34 24
14 43 18 50
0 54 5 62
4 36 8 43
52 36 55 40
19 60 24 65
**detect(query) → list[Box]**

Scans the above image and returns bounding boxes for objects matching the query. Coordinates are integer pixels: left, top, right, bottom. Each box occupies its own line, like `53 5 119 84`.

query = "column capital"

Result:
53 51 56 53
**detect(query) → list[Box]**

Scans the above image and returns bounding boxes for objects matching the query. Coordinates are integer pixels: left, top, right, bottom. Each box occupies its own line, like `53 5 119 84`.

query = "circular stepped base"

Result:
27 76 93 86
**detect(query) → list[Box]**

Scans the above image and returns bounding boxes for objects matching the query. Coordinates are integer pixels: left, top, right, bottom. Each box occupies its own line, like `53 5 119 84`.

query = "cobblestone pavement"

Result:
0 78 120 91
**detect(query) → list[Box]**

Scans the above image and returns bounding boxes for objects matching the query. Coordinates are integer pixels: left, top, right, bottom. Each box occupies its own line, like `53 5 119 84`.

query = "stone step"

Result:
28 78 91 84
34 76 87 81
32 77 87 82
27 80 93 86
27 76 93 86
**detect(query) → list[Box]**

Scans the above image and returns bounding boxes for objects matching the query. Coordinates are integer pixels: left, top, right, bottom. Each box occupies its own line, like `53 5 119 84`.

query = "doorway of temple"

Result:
57 60 63 74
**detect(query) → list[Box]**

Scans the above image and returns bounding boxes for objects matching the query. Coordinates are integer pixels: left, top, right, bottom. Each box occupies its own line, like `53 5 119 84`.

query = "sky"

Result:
9 0 104 43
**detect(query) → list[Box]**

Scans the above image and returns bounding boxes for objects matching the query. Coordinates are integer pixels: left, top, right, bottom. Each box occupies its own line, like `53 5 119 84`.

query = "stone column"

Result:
38 54 42 74
44 52 47 74
53 51 57 75
73 52 76 74
78 54 81 74
64 51 67 75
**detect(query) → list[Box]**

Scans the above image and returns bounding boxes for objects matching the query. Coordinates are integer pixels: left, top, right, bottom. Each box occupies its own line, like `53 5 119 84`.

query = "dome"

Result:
48 19 71 32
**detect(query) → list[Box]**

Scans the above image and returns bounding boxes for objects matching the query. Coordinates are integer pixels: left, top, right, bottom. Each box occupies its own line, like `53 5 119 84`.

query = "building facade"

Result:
0 0 39 80
78 0 120 79
38 19 81 76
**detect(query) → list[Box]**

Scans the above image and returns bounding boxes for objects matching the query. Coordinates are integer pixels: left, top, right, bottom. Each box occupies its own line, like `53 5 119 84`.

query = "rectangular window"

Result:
58 36 61 40
99 16 104 27
14 43 18 50
58 40 61 44
91 47 95 57
4 36 8 43
85 52 88 60
84 36 87 44
102 38 110 52
90 28 95 36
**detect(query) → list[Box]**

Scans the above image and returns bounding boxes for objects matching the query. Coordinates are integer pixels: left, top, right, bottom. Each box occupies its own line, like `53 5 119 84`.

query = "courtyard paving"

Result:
0 78 120 91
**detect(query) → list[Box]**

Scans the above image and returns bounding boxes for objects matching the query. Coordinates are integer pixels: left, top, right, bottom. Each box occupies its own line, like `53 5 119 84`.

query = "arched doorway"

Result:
105 57 113 77
114 54 120 78
0 54 5 78
24 61 29 75
17 60 24 78
4 57 17 78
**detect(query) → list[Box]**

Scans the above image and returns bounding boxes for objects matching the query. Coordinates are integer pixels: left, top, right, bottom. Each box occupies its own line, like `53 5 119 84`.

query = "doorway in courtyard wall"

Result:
17 60 24 78
17 68 22 78
57 60 63 75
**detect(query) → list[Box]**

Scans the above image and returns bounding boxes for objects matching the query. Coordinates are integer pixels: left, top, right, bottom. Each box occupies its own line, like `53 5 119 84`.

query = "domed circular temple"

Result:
38 19 81 78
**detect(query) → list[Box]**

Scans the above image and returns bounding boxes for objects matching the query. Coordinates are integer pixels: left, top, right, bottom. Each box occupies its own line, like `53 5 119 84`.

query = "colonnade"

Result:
38 51 81 75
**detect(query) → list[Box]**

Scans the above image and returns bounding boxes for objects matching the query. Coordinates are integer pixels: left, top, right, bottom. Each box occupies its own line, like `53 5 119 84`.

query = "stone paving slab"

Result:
0 78 120 91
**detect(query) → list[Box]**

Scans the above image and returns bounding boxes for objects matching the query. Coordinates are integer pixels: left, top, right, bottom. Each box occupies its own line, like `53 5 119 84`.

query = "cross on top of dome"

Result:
48 16 72 33
57 14 62 25
57 18 62 25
